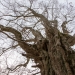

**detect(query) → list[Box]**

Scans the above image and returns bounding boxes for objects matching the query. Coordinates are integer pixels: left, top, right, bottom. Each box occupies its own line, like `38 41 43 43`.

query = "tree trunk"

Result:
28 9 75 75
35 31 75 75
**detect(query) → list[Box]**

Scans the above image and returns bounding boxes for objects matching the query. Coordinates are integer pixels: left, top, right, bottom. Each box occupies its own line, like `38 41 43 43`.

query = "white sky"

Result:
58 0 75 5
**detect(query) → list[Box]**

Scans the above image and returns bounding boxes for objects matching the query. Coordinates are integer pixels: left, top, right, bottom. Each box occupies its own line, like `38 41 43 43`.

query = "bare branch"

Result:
0 25 39 57
7 58 29 72
22 27 44 41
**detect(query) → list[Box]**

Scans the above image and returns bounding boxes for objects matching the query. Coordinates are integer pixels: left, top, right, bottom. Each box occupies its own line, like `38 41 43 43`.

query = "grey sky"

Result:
58 0 75 5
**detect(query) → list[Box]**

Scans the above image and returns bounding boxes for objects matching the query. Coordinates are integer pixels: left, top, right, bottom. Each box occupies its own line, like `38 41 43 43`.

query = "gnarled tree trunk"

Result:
0 8 75 75
37 32 75 75
29 8 75 75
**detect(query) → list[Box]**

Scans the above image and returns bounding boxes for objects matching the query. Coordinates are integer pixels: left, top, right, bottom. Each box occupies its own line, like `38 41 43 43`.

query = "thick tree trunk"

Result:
35 31 75 75
28 8 75 75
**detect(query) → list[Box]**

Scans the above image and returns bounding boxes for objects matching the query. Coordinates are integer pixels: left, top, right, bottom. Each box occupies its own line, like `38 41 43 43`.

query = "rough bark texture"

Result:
0 8 75 75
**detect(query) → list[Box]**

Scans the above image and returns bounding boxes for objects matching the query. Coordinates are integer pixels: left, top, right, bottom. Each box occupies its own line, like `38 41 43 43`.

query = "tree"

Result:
0 0 75 75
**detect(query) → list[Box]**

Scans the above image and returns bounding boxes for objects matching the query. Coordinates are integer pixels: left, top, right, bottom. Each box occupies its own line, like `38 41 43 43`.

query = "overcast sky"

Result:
58 0 75 5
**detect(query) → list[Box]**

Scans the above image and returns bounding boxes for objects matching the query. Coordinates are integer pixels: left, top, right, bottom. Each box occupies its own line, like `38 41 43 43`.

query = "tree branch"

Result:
22 27 44 41
0 25 39 57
